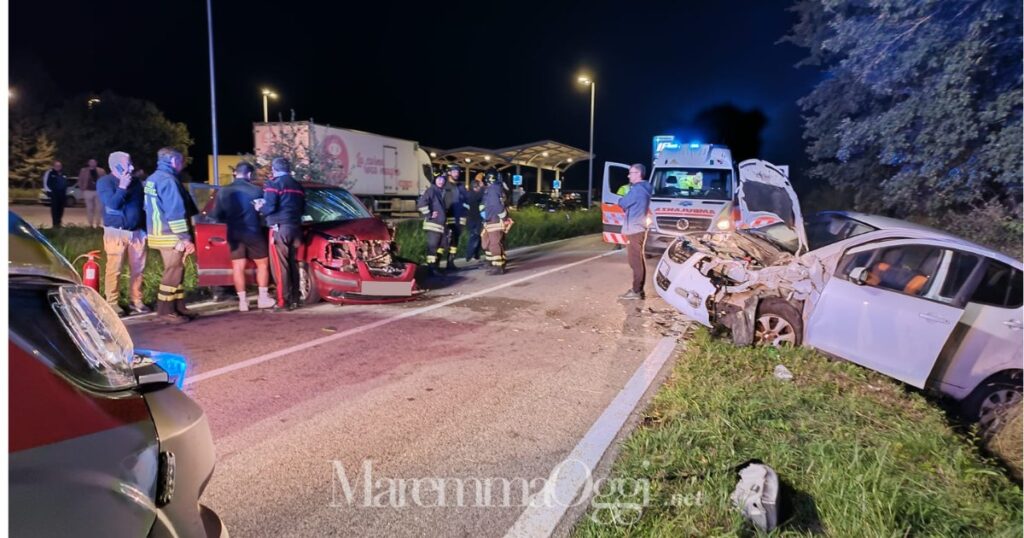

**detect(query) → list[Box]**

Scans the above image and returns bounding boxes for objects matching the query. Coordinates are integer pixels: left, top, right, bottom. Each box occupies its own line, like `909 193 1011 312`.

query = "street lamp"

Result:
577 75 595 207
261 88 278 123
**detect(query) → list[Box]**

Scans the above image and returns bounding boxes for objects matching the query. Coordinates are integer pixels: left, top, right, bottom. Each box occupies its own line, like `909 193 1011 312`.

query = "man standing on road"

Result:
481 172 511 275
259 157 306 311
617 163 652 300
78 158 107 227
97 151 149 316
464 175 485 263
418 173 448 276
145 148 198 324
42 160 68 228
214 162 275 312
442 164 468 271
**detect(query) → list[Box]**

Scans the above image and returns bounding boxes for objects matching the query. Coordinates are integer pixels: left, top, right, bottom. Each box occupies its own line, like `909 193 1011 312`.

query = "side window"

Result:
607 166 630 197
936 250 980 301
970 261 1023 308
840 244 943 297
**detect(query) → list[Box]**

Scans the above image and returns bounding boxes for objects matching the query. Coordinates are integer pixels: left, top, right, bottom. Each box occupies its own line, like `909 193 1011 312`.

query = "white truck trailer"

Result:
253 121 434 216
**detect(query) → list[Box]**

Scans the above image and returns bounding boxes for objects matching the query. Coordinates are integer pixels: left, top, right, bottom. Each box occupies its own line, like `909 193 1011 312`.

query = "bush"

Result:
393 207 601 263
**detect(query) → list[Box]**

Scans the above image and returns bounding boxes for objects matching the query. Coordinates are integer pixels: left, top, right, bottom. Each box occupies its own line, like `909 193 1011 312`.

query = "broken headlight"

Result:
51 285 137 391
667 239 698 264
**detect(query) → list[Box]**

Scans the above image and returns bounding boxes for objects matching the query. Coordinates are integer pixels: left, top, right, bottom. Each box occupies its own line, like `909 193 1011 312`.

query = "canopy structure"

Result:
423 140 592 192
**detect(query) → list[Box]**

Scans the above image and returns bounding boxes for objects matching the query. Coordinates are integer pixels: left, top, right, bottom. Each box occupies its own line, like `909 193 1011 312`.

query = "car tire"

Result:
754 298 803 347
960 370 1023 438
298 262 321 305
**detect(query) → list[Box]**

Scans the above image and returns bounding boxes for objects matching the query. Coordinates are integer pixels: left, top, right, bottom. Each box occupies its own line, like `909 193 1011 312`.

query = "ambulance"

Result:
602 136 784 253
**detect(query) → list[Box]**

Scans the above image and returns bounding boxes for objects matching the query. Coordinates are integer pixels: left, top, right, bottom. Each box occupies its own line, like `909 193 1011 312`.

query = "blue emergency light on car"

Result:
689 142 701 149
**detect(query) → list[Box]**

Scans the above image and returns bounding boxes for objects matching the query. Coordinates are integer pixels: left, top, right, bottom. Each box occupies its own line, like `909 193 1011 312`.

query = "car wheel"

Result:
754 298 803 347
960 370 1023 438
66 196 77 207
298 262 321 305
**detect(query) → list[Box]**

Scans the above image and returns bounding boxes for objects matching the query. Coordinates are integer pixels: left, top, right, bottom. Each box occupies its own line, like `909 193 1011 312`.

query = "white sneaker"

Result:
239 298 250 312
257 296 276 309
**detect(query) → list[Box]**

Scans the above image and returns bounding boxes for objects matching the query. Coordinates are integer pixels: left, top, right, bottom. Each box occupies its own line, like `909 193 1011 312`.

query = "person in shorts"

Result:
213 162 275 311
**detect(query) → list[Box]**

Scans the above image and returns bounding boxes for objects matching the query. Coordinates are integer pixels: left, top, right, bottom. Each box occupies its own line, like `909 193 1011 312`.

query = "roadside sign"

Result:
512 174 523 186
553 179 562 190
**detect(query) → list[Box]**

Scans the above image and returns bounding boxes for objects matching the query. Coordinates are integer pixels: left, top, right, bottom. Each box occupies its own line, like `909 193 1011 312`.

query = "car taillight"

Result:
51 285 136 391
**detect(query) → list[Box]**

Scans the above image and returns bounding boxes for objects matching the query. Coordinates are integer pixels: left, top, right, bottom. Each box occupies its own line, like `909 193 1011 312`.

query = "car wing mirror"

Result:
849 266 869 285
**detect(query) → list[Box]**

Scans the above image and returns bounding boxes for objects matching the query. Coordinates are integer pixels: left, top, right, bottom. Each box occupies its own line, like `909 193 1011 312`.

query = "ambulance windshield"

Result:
651 168 732 201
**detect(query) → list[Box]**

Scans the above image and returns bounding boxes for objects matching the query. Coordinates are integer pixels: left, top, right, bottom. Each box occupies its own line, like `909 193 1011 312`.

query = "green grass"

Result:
393 207 601 263
40 226 200 306
9 188 39 200
574 330 1023 537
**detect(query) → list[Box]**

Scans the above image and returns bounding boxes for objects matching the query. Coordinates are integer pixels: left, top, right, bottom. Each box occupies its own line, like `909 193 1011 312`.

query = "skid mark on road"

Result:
186 249 621 386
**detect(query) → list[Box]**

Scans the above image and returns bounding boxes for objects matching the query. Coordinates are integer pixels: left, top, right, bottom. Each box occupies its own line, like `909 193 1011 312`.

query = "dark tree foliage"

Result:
46 91 193 174
783 0 1022 253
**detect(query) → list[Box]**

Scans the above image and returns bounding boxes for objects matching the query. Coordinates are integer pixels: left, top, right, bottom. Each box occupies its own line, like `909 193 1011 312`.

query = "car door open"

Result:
805 240 965 388
601 161 631 245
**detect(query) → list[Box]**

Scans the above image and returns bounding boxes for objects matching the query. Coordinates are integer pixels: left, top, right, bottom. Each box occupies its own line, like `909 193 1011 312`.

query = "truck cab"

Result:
601 137 737 253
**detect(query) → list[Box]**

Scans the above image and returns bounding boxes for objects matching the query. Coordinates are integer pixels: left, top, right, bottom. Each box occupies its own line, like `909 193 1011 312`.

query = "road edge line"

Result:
503 336 678 538
186 248 620 385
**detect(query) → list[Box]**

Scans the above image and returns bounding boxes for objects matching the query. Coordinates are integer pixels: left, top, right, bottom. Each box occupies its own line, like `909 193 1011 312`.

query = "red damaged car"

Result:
195 184 419 304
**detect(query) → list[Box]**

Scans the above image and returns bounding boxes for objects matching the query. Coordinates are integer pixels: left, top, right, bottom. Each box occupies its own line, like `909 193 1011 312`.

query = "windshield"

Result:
304 188 372 223
651 168 732 200
743 222 799 254
805 214 878 251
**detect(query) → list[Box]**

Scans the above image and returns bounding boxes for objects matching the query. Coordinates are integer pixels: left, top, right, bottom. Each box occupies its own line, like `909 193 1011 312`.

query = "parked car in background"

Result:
516 191 583 212
8 211 227 537
39 180 81 206
655 160 1023 436
194 183 420 304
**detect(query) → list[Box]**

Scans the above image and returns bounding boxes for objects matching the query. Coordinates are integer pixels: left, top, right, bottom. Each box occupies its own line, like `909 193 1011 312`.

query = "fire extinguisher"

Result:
74 250 102 292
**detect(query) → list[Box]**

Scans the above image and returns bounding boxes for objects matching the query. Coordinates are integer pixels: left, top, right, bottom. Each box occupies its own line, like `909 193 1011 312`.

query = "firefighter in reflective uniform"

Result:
481 171 512 275
442 164 469 270
417 173 448 275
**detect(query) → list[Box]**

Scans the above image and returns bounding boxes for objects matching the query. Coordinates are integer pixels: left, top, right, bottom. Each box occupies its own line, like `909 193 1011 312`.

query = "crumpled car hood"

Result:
311 218 391 241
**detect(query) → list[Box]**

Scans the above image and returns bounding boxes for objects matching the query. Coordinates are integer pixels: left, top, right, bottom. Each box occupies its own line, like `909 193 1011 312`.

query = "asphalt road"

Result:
126 235 688 537
10 203 93 228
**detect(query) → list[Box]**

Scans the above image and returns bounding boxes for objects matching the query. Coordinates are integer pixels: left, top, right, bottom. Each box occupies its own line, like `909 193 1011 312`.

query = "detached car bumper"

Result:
653 254 716 328
312 259 420 304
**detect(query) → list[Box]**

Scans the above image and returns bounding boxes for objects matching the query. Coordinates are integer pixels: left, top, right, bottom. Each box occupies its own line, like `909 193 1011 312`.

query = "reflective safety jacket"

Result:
443 181 469 226
417 185 447 234
482 182 508 225
144 163 195 248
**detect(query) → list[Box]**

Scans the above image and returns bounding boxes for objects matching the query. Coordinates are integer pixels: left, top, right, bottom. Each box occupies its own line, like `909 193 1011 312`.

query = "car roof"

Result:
816 210 1022 268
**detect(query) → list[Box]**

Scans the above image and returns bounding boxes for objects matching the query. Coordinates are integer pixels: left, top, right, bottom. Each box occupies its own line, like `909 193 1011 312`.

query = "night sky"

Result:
10 0 821 190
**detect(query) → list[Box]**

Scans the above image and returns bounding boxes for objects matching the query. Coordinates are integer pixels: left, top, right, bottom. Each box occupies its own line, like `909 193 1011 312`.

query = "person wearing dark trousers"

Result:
43 160 68 228
481 172 512 275
97 151 149 316
617 163 653 300
442 164 468 270
144 148 198 323
259 157 306 311
464 176 485 262
79 158 107 228
417 173 448 276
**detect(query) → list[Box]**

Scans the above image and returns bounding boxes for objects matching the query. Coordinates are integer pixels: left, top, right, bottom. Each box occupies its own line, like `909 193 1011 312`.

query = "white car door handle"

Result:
919 313 950 324
1003 320 1023 330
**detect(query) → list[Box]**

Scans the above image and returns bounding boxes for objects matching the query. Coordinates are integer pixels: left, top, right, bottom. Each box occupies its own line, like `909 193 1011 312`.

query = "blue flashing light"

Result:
137 349 190 389
689 142 701 149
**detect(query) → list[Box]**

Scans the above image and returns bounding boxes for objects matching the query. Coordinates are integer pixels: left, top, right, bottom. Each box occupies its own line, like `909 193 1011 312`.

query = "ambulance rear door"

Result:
601 162 631 245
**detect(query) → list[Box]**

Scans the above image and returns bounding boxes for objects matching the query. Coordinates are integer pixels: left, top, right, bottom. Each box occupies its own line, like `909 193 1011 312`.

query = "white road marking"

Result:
504 337 678 538
186 249 620 385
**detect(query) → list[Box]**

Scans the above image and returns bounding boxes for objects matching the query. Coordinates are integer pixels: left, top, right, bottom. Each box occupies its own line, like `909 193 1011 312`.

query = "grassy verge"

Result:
393 207 600 264
40 226 199 306
574 330 1023 537
10 187 39 200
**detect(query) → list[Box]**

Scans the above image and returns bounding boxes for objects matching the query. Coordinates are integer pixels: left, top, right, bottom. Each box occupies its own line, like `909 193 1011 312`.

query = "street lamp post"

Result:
261 89 278 123
578 76 595 207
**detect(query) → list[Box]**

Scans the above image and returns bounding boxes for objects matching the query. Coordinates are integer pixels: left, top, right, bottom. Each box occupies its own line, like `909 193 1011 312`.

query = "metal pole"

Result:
262 94 268 123
206 0 220 186
587 82 595 207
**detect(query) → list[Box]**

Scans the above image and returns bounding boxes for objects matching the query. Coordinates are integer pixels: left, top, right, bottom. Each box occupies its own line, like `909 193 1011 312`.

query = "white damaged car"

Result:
654 159 1023 435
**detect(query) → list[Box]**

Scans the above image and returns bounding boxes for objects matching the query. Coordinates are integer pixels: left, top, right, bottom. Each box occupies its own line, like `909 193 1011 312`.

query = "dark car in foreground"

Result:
8 211 227 536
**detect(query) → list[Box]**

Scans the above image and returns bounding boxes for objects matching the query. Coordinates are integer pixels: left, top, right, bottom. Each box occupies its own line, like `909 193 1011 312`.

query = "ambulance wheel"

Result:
298 262 320 305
